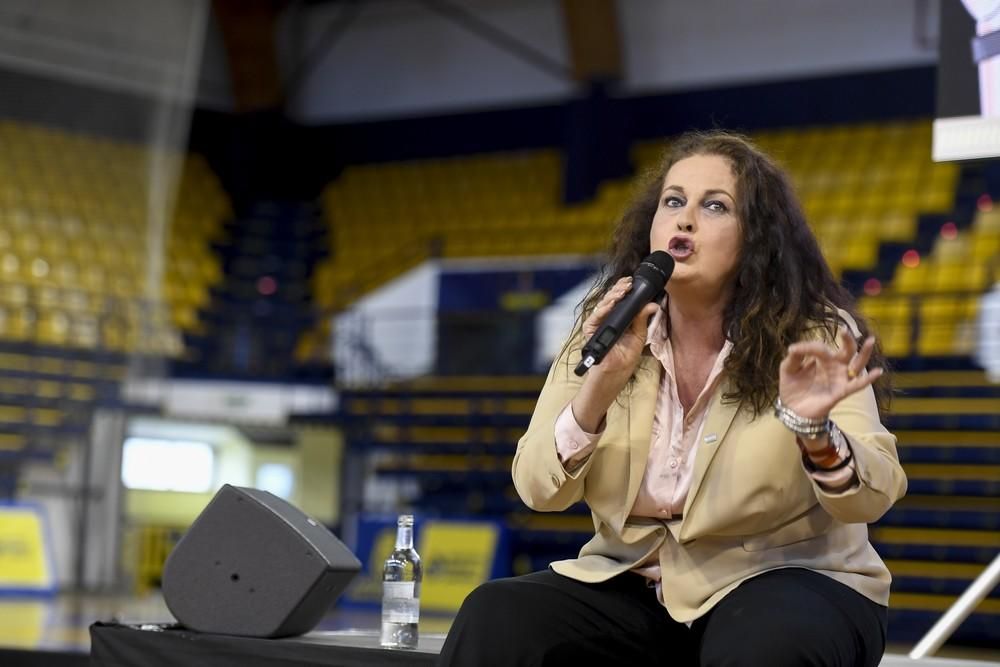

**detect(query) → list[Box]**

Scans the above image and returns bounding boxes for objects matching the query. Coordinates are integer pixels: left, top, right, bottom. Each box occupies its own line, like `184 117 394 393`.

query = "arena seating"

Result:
312 150 564 314
0 120 228 354
0 120 231 497
308 120 975 359
864 203 997 358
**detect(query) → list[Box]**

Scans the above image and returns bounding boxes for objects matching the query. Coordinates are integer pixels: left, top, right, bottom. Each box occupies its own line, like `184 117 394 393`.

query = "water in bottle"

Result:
380 514 422 649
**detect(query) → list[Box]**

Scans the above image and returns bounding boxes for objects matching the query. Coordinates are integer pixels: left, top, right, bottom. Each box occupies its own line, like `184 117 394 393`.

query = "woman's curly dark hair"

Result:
576 130 891 415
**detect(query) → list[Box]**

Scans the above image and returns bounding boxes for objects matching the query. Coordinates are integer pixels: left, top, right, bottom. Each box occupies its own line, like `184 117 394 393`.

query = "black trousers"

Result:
437 567 887 666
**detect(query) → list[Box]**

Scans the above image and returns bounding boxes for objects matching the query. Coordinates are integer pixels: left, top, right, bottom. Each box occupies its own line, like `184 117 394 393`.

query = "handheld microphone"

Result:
574 251 674 376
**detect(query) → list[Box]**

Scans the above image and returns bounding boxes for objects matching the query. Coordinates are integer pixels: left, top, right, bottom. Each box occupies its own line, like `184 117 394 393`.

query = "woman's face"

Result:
649 153 743 301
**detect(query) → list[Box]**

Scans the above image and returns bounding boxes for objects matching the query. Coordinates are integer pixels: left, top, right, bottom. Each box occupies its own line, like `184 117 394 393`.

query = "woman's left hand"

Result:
779 328 883 421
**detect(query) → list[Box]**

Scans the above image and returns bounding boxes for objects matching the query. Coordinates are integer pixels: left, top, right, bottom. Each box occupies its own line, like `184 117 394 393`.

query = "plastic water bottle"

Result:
380 514 422 649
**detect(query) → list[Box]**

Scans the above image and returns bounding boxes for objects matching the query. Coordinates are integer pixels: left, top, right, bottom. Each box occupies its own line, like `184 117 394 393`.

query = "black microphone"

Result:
574 251 674 376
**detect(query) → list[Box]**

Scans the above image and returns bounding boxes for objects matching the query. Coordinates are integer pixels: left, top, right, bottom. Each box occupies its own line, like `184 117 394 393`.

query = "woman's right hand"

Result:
581 277 661 382
570 277 660 433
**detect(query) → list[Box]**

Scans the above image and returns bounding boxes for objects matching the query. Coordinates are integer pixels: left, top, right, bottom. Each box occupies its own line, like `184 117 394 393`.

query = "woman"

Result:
437 131 907 666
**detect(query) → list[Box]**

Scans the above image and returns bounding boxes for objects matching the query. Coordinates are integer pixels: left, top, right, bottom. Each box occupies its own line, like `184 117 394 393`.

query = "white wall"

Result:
0 0 210 102
334 261 441 383
288 0 939 123
619 0 939 93
334 256 606 381
284 0 575 123
535 273 596 371
195 9 235 110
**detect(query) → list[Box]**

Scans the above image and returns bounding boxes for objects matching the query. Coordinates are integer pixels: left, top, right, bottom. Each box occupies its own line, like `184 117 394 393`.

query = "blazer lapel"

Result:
612 354 661 533
680 379 741 531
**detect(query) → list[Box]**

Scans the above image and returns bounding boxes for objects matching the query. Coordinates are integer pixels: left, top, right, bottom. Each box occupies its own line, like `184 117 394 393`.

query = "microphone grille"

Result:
637 251 675 287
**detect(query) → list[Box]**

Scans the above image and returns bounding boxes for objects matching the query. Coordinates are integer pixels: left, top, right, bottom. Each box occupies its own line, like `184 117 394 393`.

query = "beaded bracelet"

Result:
773 397 829 440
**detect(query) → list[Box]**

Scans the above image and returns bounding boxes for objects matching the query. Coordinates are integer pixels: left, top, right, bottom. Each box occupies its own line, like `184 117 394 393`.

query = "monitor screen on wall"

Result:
934 0 1000 161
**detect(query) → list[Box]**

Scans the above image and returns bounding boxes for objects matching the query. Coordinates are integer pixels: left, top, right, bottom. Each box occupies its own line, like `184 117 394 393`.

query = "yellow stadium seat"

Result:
928 262 966 293
916 323 959 356
36 309 70 346
892 263 929 294
69 314 99 349
878 322 912 357
920 295 964 321
1 252 22 282
918 188 954 213
971 229 1000 262
976 208 1000 231
840 236 878 270
878 213 916 241
8 306 35 341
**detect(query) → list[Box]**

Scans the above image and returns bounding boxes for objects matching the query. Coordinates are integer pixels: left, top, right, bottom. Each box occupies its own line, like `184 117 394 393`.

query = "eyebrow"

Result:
662 185 735 200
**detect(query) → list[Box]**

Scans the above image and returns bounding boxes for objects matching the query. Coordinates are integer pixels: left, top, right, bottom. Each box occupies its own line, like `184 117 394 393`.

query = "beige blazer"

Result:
512 315 907 623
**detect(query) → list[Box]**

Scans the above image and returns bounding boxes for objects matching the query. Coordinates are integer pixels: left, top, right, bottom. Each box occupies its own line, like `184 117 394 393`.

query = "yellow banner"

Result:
420 521 498 613
0 506 54 592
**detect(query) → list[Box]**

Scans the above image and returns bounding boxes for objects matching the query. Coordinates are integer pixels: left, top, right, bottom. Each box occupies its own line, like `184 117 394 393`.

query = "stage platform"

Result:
90 623 998 667
82 623 1000 667
90 623 444 666
0 624 998 666
0 594 997 666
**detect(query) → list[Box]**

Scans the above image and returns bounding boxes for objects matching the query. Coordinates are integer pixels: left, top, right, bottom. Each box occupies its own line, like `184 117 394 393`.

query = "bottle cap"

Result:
398 514 414 526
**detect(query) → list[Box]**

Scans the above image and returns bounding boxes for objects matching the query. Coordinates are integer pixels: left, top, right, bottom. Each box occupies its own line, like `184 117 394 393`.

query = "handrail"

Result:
908 552 1000 659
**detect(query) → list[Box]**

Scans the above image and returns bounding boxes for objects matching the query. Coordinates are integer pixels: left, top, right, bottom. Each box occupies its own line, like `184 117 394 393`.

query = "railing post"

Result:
908 552 1000 659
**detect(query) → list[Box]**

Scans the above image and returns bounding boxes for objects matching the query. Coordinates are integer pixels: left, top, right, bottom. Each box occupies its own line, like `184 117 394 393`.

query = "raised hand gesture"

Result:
779 328 883 421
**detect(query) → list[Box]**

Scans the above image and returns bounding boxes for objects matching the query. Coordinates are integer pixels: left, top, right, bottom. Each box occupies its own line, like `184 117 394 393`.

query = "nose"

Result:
675 202 696 233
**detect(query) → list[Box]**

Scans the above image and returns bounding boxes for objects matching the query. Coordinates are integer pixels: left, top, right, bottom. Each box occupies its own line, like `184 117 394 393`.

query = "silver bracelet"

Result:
774 397 830 440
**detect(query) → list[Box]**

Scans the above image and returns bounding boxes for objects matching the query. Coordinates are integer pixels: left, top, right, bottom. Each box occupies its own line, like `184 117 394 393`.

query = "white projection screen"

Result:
934 0 1000 160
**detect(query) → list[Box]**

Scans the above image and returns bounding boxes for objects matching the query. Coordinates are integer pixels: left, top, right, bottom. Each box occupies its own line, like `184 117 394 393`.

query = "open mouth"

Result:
668 236 694 259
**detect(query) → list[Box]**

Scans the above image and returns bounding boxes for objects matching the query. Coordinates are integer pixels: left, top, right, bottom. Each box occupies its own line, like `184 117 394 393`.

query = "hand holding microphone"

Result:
575 251 675 377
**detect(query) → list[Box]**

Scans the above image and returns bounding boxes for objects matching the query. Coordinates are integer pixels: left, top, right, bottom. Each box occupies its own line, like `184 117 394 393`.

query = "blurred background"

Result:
0 0 997 661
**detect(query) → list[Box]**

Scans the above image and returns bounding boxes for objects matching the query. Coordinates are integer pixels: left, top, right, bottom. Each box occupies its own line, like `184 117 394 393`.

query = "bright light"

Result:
902 250 921 268
863 278 882 296
256 463 294 500
940 222 958 240
978 194 994 213
121 437 214 492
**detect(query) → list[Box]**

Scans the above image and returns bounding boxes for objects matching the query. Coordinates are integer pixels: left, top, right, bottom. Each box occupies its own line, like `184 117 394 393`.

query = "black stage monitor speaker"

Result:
162 484 361 638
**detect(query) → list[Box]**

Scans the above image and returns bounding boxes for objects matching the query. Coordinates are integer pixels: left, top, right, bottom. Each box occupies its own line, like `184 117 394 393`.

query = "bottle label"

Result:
382 582 420 624
384 600 420 624
383 581 415 599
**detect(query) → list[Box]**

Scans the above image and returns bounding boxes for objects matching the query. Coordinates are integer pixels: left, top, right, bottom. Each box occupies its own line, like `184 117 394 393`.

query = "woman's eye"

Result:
705 200 728 213
664 196 684 208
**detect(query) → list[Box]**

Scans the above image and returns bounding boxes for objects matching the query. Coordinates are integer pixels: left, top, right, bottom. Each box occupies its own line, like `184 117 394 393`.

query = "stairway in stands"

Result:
175 200 332 381
338 370 1000 648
